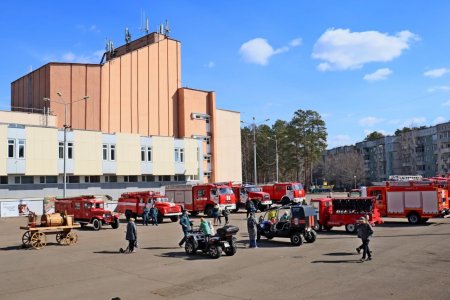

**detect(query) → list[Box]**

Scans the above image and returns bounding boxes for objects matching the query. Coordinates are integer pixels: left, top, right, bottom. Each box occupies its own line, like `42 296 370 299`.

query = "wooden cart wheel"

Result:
22 231 32 247
65 232 78 245
56 233 67 245
30 232 47 249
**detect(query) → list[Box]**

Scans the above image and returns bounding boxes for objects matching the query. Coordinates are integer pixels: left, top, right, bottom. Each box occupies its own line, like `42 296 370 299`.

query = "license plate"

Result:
223 242 230 248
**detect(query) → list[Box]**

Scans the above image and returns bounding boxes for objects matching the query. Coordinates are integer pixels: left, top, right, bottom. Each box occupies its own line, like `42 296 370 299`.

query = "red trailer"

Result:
260 182 306 205
165 183 237 217
310 197 383 233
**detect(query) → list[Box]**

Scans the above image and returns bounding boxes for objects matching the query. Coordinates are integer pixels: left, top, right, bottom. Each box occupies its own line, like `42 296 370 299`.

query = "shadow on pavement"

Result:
93 250 122 254
0 245 24 251
324 252 356 256
157 251 212 260
142 246 180 250
377 222 432 228
311 259 363 264
236 239 293 248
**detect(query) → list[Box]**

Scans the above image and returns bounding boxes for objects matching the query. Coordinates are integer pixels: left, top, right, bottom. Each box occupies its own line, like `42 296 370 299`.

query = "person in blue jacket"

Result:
150 205 159 226
178 210 191 247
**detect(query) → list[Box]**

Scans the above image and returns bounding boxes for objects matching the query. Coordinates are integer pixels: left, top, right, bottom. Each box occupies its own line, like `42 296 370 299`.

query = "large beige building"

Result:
3 31 242 198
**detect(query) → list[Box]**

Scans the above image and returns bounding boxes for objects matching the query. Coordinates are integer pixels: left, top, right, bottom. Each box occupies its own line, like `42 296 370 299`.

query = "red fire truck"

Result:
260 182 306 205
310 197 383 233
55 195 120 230
232 184 272 212
165 183 237 217
366 181 449 224
117 191 182 223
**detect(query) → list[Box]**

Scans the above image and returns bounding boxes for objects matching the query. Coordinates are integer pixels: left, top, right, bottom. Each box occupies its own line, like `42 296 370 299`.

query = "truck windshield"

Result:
292 184 303 191
246 187 262 192
219 187 234 195
94 203 104 209
155 197 170 203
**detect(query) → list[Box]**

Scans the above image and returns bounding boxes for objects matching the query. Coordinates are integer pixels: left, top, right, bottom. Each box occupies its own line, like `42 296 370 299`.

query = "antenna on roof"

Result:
125 27 131 44
140 10 149 35
159 23 164 34
164 19 170 36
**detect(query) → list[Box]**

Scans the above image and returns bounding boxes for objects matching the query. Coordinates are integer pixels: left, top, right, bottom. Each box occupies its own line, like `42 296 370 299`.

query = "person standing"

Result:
217 204 223 225
213 204 220 225
178 210 191 247
142 205 150 226
222 206 230 225
150 205 159 226
247 212 258 248
200 217 212 250
126 218 137 253
356 217 373 261
246 199 255 218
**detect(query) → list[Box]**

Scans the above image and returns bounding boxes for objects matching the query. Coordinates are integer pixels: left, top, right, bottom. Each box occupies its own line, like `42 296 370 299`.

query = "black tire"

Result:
281 197 291 205
185 240 197 255
421 218 429 223
111 218 119 229
170 215 179 222
304 229 317 243
205 205 214 218
314 223 322 232
258 202 267 212
92 218 102 231
408 212 421 225
345 223 357 234
256 232 261 241
125 210 132 221
224 239 237 256
324 225 333 231
209 245 222 259
157 213 164 224
290 232 303 246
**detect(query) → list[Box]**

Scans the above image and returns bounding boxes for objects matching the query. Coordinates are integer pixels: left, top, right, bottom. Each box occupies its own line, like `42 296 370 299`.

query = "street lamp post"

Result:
267 135 279 182
241 117 269 185
44 93 89 198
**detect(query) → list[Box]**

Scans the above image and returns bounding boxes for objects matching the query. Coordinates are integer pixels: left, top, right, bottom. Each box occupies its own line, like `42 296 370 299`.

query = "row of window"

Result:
8 141 185 163
0 175 188 185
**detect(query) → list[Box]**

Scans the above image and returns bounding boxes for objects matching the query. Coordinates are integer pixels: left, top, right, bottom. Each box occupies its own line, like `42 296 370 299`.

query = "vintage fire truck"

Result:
165 183 237 217
117 191 182 223
366 181 449 224
260 182 306 205
232 184 272 212
310 197 383 233
55 195 120 230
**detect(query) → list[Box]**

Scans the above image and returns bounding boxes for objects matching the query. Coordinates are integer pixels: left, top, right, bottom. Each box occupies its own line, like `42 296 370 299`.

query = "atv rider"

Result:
200 217 212 250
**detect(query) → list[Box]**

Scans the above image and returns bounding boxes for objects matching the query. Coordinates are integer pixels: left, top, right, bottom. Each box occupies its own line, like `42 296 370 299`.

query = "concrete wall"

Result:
74 130 102 175
0 110 56 127
184 138 199 176
116 133 141 175
214 109 242 182
152 136 175 175
25 127 58 175
0 125 7 175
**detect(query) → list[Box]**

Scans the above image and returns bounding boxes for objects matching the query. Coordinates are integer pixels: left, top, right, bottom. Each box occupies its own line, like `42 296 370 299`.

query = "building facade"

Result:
4 31 242 199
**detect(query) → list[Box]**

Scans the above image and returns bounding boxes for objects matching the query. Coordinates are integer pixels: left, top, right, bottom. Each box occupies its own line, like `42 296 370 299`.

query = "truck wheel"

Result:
92 218 102 231
407 212 420 225
170 216 179 222
233 208 240 213
324 225 333 231
345 224 356 234
281 197 291 205
314 223 322 232
290 232 303 246
421 218 429 223
205 205 214 218
111 218 119 229
304 230 317 243
185 240 197 255
224 239 237 256
157 213 164 224
258 202 267 212
209 245 222 259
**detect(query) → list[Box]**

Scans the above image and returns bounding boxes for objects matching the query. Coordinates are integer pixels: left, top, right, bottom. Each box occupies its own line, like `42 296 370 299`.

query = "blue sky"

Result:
1 1 450 148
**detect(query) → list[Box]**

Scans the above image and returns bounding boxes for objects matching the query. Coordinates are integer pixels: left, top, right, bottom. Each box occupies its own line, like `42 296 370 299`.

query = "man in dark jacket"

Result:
126 218 137 253
222 206 230 225
150 205 159 226
178 210 191 247
356 217 373 261
247 212 258 248
246 199 256 218
143 205 150 226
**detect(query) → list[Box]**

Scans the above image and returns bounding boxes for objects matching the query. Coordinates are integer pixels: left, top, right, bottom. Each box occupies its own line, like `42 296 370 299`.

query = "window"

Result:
45 176 57 184
59 142 64 159
175 175 185 181
147 147 152 162
85 176 100 183
16 176 33 184
18 140 25 158
105 175 117 183
103 144 108 160
8 139 15 158
67 142 73 159
158 175 171 182
14 176 20 184
110 145 116 161
74 203 81 210
142 175 155 182
180 149 184 163
174 148 184 163
0 176 7 184
141 146 146 162
197 189 206 197
68 176 80 183
124 175 138 182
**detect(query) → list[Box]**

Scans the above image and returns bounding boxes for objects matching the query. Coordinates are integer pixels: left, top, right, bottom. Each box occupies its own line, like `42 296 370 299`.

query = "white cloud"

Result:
239 37 299 66
76 24 100 33
328 134 354 148
62 52 76 62
428 86 450 92
359 116 384 127
206 61 215 68
89 25 100 33
60 50 103 64
363 68 393 81
424 68 449 78
312 28 419 71
289 38 302 47
443 100 450 106
433 116 447 125
402 117 427 127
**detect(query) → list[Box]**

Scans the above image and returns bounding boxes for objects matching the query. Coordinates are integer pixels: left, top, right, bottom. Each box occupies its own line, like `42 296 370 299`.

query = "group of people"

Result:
142 204 159 226
212 204 231 225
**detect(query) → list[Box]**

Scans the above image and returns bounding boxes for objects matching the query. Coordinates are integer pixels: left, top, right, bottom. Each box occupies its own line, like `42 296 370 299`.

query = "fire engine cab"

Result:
117 191 182 223
366 181 449 224
260 182 306 205
232 184 272 212
55 195 119 231
165 183 237 217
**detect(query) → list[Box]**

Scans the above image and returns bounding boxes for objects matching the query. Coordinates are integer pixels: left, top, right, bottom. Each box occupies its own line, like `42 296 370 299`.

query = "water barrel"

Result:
40 213 64 227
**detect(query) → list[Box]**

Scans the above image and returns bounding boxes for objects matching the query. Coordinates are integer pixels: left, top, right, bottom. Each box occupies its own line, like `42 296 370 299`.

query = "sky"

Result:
1 1 450 149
